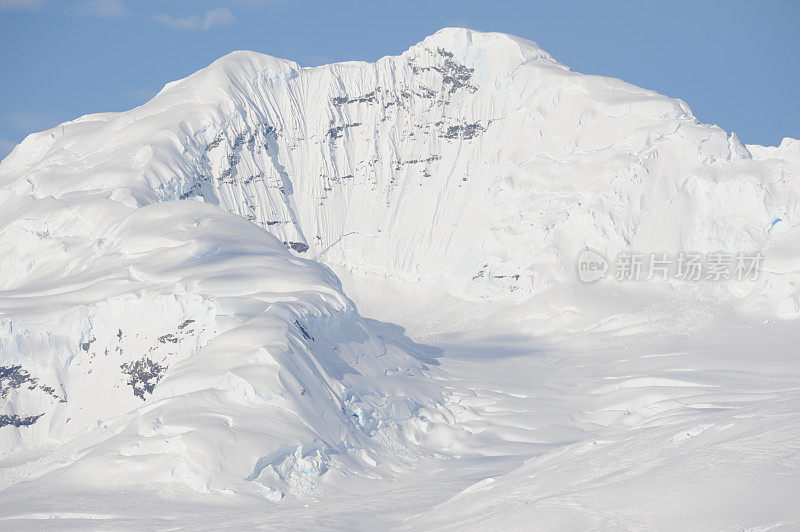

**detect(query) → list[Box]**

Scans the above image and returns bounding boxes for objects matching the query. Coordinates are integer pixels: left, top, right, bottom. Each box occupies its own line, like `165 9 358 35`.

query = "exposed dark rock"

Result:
0 413 44 428
1 365 64 402
327 123 362 140
219 168 233 182
285 241 309 253
294 320 313 341
1 365 37 398
120 357 168 400
472 264 489 280
232 133 245 151
81 337 96 352
243 173 264 186
409 48 478 94
443 122 486 140
205 134 224 151
332 90 379 106
395 155 441 170
179 182 202 200
158 333 178 344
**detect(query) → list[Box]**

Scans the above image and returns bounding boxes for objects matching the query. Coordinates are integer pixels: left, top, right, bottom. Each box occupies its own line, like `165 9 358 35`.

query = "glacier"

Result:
0 27 798 529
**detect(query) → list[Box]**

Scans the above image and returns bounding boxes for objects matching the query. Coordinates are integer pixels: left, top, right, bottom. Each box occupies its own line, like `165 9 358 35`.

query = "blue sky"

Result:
0 0 798 158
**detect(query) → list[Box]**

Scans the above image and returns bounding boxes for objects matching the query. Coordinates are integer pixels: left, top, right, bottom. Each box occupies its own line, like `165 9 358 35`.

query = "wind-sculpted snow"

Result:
0 27 799 528
0 199 437 499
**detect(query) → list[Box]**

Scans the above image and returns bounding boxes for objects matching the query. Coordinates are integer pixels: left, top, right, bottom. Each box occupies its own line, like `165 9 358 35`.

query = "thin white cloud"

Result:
75 0 130 18
0 0 44 10
154 7 234 31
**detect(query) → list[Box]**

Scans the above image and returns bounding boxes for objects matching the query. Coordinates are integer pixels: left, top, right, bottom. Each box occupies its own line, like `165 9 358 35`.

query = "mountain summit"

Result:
3 28 797 308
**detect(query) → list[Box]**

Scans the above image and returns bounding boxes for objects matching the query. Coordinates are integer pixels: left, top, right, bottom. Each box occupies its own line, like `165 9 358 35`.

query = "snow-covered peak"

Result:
139 28 559 120
406 26 561 67
156 49 301 100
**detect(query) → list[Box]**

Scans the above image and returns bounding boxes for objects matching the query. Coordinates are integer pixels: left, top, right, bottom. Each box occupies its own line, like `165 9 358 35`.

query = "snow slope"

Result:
0 190 438 500
0 28 799 529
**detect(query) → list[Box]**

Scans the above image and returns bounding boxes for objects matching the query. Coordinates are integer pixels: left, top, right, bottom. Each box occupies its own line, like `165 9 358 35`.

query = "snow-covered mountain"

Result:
4 28 798 309
0 28 798 529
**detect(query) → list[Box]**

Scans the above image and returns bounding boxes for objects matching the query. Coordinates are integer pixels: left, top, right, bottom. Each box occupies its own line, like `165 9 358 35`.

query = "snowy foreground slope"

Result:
1 28 799 529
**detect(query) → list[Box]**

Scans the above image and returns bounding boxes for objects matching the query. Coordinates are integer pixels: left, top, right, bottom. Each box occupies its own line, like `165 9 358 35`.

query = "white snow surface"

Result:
0 28 799 530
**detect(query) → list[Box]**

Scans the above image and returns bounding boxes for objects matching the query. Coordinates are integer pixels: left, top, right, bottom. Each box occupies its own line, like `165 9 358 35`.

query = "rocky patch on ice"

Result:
120 357 168 400
0 413 43 428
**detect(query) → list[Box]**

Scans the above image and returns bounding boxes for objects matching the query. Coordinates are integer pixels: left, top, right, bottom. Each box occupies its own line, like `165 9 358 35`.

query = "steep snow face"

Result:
3 28 797 312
